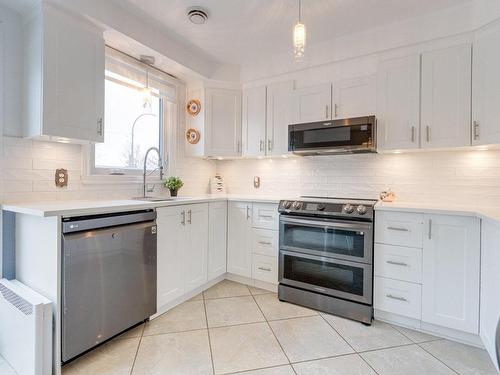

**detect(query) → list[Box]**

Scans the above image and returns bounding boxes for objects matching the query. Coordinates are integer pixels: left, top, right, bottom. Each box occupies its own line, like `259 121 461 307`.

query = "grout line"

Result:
223 363 293 375
318 314 381 375
202 297 217 375
250 293 298 375
128 324 145 375
390 324 444 345
417 342 461 375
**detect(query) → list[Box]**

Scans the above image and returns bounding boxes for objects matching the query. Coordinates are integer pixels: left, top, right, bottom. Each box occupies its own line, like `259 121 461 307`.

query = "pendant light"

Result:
293 0 306 61
140 55 155 113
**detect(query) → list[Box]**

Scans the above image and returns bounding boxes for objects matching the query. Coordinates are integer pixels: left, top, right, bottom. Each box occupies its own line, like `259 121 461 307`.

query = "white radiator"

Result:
0 279 52 375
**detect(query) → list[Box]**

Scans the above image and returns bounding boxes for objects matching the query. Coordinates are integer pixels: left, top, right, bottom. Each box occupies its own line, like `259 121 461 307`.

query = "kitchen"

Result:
1 0 500 374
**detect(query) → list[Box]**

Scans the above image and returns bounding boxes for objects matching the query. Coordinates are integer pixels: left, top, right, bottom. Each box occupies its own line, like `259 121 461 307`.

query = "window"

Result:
89 47 178 176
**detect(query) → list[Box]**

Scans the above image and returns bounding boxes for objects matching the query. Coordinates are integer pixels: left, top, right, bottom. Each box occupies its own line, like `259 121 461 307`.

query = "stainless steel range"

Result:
278 197 377 324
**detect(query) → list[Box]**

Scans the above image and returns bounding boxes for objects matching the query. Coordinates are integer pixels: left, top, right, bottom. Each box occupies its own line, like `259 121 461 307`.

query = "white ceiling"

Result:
118 0 471 65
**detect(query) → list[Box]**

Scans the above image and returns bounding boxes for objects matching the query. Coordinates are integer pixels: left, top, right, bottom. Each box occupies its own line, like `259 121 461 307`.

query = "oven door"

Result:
279 250 373 305
279 215 373 264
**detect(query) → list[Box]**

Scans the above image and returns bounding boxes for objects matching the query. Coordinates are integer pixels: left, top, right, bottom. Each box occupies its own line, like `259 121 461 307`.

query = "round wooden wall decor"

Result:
186 128 201 144
186 99 201 116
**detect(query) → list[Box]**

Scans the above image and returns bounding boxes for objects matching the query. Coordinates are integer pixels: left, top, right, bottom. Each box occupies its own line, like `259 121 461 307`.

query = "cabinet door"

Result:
472 25 500 145
333 76 376 119
422 214 480 333
43 4 104 142
156 206 185 307
242 86 266 156
205 88 242 156
421 44 472 149
377 55 421 151
208 201 228 280
266 81 295 155
227 202 252 278
293 83 332 124
184 204 208 292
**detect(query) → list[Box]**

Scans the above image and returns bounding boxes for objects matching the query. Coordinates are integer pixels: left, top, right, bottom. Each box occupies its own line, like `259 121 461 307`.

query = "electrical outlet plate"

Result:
55 169 68 187
254 176 260 189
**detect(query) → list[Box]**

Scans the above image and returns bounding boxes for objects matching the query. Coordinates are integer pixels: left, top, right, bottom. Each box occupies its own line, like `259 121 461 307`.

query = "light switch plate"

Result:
55 169 68 187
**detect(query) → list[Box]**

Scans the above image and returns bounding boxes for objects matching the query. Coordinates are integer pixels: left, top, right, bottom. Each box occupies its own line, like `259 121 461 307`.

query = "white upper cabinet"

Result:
472 24 500 146
421 44 472 149
205 88 242 157
377 55 421 151
293 83 332 123
266 81 295 156
422 214 480 334
333 76 376 119
242 86 267 156
23 3 105 143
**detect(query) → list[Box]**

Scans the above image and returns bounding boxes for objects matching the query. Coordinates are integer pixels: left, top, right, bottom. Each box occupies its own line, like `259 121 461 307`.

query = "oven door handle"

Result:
280 216 371 231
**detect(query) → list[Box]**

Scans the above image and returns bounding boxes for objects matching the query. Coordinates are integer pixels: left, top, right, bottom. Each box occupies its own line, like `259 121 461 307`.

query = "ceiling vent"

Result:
187 8 208 25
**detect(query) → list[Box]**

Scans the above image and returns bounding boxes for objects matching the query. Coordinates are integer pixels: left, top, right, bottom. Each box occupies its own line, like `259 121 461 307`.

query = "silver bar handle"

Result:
268 139 272 151
411 126 415 143
387 260 408 267
473 121 480 141
259 140 264 152
325 105 329 119
187 209 192 224
97 118 103 136
334 103 338 118
246 205 251 220
426 126 430 142
428 219 432 239
387 226 409 232
237 141 241 153
258 266 272 272
258 241 272 245
181 211 186 226
386 294 408 302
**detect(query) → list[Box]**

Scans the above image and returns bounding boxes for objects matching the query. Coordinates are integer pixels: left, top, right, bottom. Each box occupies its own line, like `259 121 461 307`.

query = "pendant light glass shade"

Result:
293 0 306 61
142 68 153 113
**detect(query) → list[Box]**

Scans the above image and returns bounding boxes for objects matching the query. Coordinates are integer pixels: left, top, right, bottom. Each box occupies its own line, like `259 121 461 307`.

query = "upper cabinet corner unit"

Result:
185 86 242 158
377 43 473 151
23 3 105 143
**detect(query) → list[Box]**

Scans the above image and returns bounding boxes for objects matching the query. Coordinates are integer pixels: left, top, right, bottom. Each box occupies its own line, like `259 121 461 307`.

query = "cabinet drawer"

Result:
252 203 279 230
374 244 422 284
375 211 424 248
252 254 278 284
252 228 278 257
374 276 422 320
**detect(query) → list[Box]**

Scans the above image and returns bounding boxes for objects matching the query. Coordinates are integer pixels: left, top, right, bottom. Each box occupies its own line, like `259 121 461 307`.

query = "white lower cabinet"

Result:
208 201 228 280
252 254 278 284
227 202 253 278
374 210 481 336
156 203 208 308
422 214 480 334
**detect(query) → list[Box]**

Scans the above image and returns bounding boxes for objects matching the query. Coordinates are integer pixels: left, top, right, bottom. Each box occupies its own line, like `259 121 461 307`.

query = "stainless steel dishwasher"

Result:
61 210 157 363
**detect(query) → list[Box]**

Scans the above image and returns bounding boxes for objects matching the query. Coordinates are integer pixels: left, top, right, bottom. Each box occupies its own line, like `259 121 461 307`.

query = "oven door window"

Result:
281 252 371 304
281 219 370 262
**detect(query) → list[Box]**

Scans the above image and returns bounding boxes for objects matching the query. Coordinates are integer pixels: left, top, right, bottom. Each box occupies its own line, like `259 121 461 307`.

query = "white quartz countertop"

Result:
375 200 500 223
0 194 283 217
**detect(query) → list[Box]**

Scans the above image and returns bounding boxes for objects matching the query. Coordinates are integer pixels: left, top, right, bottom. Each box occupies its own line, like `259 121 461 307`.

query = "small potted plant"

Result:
164 176 184 197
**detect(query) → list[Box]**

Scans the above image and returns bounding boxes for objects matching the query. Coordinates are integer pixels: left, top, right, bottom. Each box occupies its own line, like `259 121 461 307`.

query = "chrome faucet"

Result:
142 147 164 197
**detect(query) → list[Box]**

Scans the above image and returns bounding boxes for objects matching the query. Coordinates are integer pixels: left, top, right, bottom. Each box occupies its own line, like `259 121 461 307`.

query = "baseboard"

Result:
224 273 277 293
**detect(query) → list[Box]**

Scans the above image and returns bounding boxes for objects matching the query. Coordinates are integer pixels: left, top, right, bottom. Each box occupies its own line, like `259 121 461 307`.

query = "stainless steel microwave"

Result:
288 116 377 155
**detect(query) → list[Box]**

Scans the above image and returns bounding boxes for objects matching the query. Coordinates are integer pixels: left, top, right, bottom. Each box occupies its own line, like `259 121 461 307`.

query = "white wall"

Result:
217 149 500 205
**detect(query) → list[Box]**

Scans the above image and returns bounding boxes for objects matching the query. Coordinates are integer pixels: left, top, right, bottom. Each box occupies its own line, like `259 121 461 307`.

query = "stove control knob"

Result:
343 204 354 214
292 201 302 210
317 204 326 211
357 205 367 215
283 201 292 209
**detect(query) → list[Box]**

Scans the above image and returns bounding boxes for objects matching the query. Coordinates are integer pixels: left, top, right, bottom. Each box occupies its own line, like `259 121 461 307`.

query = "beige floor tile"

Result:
270 316 354 362
209 322 288 374
293 354 377 374
391 325 440 344
235 365 295 375
188 293 203 301
63 338 139 375
143 300 206 336
254 293 318 321
203 280 251 299
114 323 144 340
205 296 265 327
420 339 498 375
249 286 274 296
0 356 17 375
361 345 455 375
322 315 411 352
132 330 212 375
